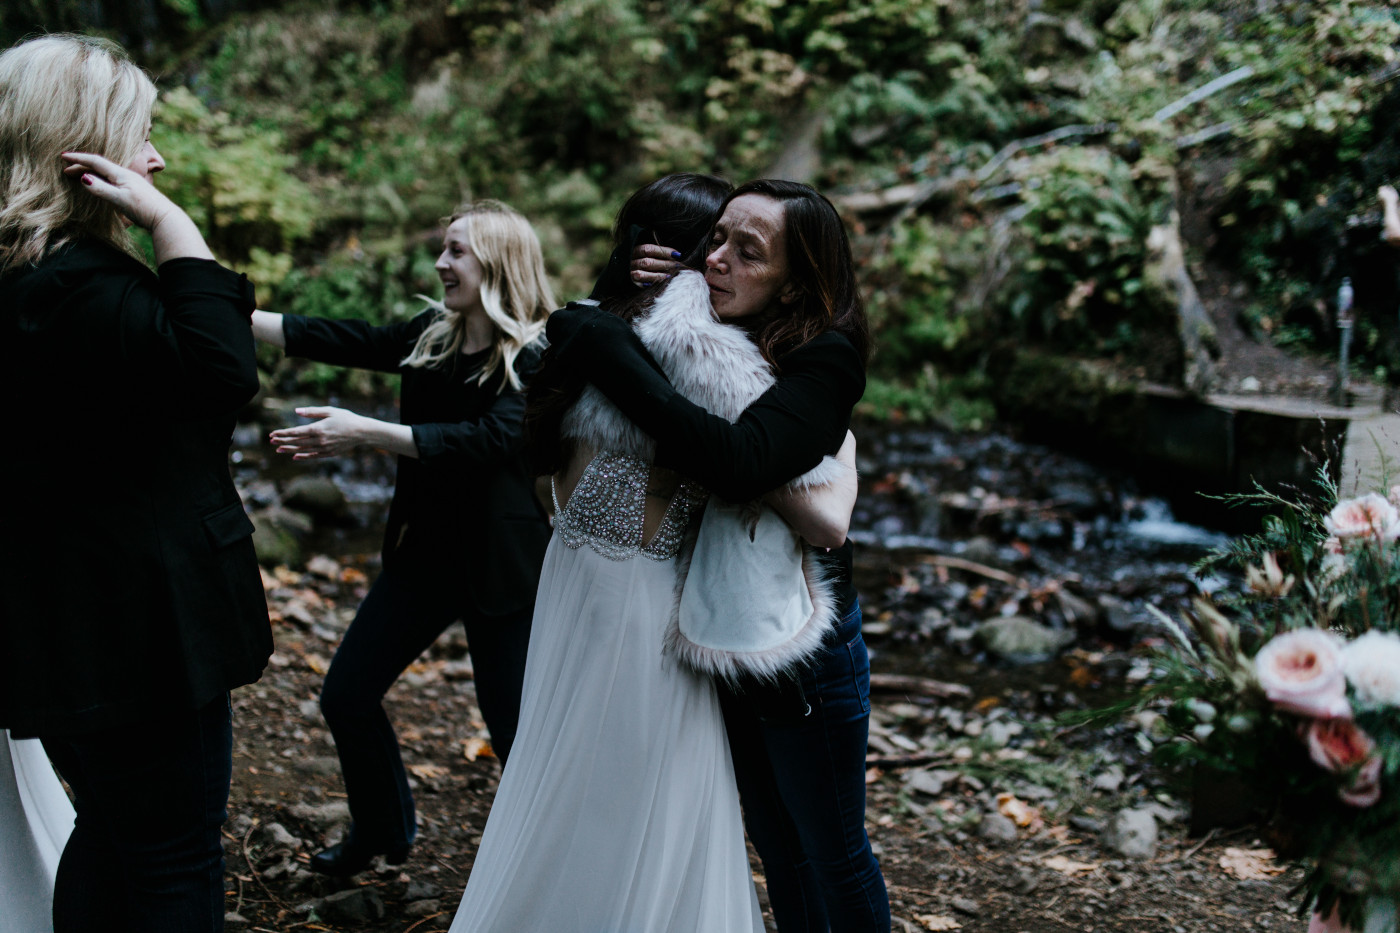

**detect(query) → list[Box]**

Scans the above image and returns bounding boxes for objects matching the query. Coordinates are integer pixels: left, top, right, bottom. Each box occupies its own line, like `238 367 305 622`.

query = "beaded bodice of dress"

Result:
552 449 708 561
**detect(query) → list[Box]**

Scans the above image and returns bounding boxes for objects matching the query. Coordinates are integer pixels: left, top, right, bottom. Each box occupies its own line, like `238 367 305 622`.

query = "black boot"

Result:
309 836 410 876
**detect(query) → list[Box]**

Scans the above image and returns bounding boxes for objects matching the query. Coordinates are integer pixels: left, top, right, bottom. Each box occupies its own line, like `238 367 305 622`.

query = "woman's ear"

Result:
778 282 801 304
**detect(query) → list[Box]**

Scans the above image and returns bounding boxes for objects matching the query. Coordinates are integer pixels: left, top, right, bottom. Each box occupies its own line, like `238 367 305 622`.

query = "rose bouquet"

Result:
1135 481 1400 932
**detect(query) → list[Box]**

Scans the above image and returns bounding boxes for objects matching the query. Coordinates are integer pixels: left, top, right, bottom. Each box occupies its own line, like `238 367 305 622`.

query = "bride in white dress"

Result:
1 732 75 933
449 176 855 933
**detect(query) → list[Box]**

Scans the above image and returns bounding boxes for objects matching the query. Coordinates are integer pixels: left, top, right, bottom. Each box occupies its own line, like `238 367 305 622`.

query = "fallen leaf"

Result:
865 767 883 785
915 915 962 931
1043 855 1099 875
996 793 1040 828
462 737 494 762
407 763 449 780
1219 847 1285 880
340 567 368 586
273 566 300 586
304 653 329 675
259 567 279 592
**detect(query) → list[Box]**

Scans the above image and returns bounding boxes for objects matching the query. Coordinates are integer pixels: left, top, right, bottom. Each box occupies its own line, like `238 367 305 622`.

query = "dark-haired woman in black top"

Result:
547 179 890 933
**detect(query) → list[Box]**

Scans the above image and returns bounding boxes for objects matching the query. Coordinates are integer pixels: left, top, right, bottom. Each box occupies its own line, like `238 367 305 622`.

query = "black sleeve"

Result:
282 312 427 373
549 302 865 502
410 348 543 470
120 257 261 419
647 335 865 501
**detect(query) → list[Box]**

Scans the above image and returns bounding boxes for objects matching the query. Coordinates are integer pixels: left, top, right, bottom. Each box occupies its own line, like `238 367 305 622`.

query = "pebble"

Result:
405 880 445 900
903 769 948 797
1092 764 1125 793
287 800 350 829
950 896 979 915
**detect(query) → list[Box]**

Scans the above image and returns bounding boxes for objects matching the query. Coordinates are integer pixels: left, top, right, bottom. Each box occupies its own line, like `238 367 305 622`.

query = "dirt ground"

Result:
223 555 1310 933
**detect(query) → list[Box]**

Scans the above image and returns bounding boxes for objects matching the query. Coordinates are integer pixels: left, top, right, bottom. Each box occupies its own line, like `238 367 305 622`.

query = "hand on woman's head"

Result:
629 243 684 286
61 151 176 232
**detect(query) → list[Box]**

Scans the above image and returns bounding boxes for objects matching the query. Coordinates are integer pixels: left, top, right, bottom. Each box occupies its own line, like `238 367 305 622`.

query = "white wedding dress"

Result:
447 449 764 933
0 731 74 933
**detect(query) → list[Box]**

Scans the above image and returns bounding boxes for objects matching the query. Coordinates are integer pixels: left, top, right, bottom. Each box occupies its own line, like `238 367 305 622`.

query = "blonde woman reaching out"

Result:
250 201 555 876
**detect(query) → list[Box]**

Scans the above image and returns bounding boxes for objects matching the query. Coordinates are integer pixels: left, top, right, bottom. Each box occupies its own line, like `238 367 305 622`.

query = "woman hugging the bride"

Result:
447 173 887 933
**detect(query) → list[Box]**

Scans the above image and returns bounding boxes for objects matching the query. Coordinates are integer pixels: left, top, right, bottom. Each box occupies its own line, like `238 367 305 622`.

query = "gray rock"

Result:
260 822 302 849
317 887 386 924
950 896 979 915
405 880 445 901
249 506 312 568
984 720 1021 748
1069 814 1105 833
1092 765 1125 793
974 616 1075 663
281 475 349 521
1143 208 1218 394
903 769 948 797
288 800 351 830
1103 807 1158 859
224 912 250 929
977 812 1019 844
405 899 442 918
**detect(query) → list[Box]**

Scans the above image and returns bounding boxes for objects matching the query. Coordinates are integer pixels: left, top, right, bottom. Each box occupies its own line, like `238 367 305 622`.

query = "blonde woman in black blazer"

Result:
0 34 269 933
251 200 554 876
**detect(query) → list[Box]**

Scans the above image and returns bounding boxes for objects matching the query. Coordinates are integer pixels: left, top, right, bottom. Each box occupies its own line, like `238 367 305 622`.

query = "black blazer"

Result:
282 312 551 616
0 239 272 736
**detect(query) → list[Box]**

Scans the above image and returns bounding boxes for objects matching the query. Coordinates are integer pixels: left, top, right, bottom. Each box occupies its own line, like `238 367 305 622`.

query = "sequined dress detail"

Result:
552 450 708 561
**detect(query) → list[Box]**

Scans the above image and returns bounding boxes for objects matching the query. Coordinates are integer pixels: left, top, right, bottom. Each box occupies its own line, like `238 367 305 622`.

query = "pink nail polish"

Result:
81 174 92 186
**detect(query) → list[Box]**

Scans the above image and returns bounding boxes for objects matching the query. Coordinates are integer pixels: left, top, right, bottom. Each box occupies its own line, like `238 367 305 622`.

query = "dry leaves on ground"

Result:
1219 847 1286 880
915 915 962 931
1044 855 1100 875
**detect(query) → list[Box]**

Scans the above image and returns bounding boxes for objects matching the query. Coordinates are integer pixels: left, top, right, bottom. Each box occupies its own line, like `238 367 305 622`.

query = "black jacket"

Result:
0 239 272 736
282 312 550 615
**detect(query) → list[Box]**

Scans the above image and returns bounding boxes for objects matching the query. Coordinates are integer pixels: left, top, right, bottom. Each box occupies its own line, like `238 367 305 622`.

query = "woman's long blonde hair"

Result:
402 200 556 392
0 34 156 275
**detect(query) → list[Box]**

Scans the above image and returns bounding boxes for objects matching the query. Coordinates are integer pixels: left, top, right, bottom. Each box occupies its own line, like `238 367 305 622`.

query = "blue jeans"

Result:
721 602 891 933
319 558 533 850
40 694 233 933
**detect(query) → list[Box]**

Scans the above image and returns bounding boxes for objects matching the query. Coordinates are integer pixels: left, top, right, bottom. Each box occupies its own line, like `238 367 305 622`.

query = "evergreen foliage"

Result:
11 0 1399 410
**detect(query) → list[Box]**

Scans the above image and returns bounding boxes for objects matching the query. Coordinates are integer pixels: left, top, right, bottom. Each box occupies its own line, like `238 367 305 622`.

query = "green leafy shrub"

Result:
153 86 315 292
995 147 1154 351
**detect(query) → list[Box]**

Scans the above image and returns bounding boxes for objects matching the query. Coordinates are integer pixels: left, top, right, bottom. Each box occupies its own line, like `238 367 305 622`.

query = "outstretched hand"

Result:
61 151 175 231
270 407 371 460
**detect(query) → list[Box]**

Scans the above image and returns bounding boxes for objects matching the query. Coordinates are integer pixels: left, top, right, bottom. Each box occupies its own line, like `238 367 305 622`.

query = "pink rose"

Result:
1306 718 1383 808
1324 494 1400 542
1255 629 1351 719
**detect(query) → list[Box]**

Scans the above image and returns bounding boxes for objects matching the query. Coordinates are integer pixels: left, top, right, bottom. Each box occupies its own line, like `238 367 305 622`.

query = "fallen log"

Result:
869 672 972 699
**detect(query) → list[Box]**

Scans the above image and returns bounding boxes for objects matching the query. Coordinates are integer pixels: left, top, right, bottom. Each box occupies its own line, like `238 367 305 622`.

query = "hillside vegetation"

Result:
8 0 1400 422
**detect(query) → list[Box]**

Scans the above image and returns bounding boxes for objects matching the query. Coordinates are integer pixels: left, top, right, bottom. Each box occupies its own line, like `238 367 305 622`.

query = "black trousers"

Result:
40 695 233 933
319 558 534 848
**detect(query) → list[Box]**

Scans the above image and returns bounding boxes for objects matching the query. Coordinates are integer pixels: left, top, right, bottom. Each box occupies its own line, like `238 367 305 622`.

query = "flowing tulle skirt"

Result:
1 731 75 933
449 537 763 933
